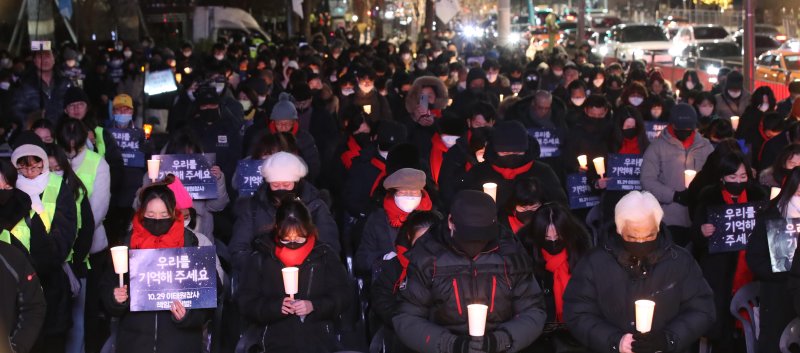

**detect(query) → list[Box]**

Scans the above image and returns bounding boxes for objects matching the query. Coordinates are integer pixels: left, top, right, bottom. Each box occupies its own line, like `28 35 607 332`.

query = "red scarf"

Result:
369 158 386 196
464 130 474 172
430 134 449 184
269 120 300 136
275 236 316 267
393 245 410 293
431 109 442 118
667 125 695 150
508 215 525 234
618 137 641 154
721 188 754 296
383 191 433 227
130 213 185 249
541 249 571 322
491 161 534 180
340 136 362 170
757 119 772 161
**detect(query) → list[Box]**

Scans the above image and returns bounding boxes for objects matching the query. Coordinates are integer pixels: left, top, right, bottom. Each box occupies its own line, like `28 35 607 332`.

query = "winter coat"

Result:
237 237 350 353
392 228 547 353
189 115 244 186
758 131 792 173
438 134 481 208
342 149 386 218
229 180 340 271
715 91 751 121
562 114 616 174
355 209 398 274
341 89 393 122
758 167 782 188
463 158 568 212
242 122 322 182
0 241 46 353
746 207 797 353
70 148 111 254
11 73 71 125
563 230 716 353
640 130 714 227
101 230 212 353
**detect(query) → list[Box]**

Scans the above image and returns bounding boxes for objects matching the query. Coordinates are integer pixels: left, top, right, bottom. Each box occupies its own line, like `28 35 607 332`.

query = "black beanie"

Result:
387 143 421 174
492 121 528 153
63 87 89 108
438 112 467 136
467 68 487 85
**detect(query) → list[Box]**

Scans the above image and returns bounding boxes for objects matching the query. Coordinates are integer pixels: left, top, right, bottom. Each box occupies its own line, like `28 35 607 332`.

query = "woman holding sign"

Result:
101 184 211 353
237 199 350 353
692 152 766 351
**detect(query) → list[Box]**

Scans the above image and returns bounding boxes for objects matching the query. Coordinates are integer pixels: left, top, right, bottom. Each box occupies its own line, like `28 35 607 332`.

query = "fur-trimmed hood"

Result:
405 76 449 113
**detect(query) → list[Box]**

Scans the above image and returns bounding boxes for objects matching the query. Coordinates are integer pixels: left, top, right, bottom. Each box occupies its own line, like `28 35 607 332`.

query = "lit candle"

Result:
635 300 656 333
482 183 497 201
593 157 605 177
730 116 740 131
448 98 453 106
684 170 697 189
110 246 129 288
143 124 153 140
467 304 489 337
282 267 299 300
363 105 372 114
771 187 781 200
577 155 588 169
147 159 161 183
499 94 504 101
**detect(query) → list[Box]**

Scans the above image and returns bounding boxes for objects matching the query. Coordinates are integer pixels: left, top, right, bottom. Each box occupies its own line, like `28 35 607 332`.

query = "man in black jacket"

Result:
394 190 546 353
0 241 46 353
563 191 715 353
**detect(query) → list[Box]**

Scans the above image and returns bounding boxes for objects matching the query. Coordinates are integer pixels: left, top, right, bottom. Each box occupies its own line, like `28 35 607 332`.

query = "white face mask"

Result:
552 69 563 77
571 97 586 107
651 108 663 118
341 88 355 96
401 53 412 62
699 106 714 117
123 51 132 59
441 135 459 148
728 90 742 99
184 217 191 228
379 150 389 159
239 99 252 111
257 96 267 105
0 82 9 90
394 195 422 213
629 96 644 107
214 82 225 94
214 54 225 61
487 73 498 83
685 81 695 90
53 170 64 177
758 103 770 112
329 74 338 83
183 50 192 57
593 79 604 88
417 62 428 70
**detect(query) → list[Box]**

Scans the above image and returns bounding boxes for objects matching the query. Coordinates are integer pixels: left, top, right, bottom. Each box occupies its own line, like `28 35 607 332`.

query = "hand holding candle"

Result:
684 170 697 189
467 304 489 337
593 157 606 177
635 300 656 333
110 246 129 288
483 183 497 202
282 267 299 300
147 159 161 182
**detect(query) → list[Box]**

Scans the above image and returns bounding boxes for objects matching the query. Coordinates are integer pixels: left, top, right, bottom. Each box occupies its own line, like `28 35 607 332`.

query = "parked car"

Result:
669 24 731 56
756 50 800 84
732 32 782 56
675 41 743 73
595 24 672 63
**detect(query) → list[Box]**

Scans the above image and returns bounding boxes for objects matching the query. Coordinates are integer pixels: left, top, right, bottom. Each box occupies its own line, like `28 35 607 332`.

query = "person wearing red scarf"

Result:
356 168 434 274
429 113 467 185
693 152 767 352
503 177 544 234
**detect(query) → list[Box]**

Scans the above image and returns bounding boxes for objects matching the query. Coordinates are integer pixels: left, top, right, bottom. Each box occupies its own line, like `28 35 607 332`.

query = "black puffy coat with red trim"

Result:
393 226 546 353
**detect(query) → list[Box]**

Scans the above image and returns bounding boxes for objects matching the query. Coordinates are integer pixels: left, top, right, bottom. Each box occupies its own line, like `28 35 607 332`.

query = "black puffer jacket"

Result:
463 156 567 211
563 230 715 353
0 241 46 353
237 237 350 353
230 180 340 271
393 227 546 353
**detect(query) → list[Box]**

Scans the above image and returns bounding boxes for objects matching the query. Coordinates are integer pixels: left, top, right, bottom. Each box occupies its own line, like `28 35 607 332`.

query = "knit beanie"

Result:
670 103 698 130
11 132 49 171
492 121 529 153
270 92 298 121
167 177 194 210
260 152 308 182
64 87 89 108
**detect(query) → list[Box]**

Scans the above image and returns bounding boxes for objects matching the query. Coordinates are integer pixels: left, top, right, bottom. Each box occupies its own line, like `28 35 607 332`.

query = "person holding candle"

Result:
692 152 766 351
759 122 800 172
501 177 545 235
339 67 393 122
237 199 350 353
735 86 777 148
641 103 714 247
371 210 443 353
685 139 744 215
101 183 212 353
693 92 719 135
714 71 750 120
563 191 715 353
394 190 546 353
564 95 614 175
356 168 435 274
438 104 493 206
759 143 800 188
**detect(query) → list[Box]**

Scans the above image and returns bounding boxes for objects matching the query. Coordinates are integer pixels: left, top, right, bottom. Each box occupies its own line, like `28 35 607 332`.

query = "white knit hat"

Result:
11 144 49 172
260 152 308 182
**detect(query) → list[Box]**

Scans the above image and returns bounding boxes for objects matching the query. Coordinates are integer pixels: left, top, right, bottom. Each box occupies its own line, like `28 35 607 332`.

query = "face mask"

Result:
239 99 252 111
487 73 498 83
66 59 77 68
593 78 604 88
379 150 389 159
728 90 741 99
629 96 644 107
552 69 563 77
515 210 536 223
272 189 296 202
53 170 64 177
495 154 527 169
699 106 714 117
354 133 371 146
0 82 9 90
279 239 307 250
113 114 133 126
199 109 220 122
257 95 267 105
214 83 225 94
184 217 191 228
0 189 13 205
341 88 355 96
123 51 132 59
622 239 658 258
724 181 747 196
417 62 428 70
542 239 565 255
470 87 484 95
571 97 586 107
511 83 523 93
394 195 422 213
650 108 663 118
758 103 770 112
214 54 225 61
454 237 489 258
142 217 173 236
183 50 192 57
685 81 695 90
441 135 459 148
358 84 373 93
622 128 638 139
673 129 693 141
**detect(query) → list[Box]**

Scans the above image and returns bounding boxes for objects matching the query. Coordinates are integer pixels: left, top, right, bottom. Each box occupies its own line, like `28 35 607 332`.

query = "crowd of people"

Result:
1 30 800 353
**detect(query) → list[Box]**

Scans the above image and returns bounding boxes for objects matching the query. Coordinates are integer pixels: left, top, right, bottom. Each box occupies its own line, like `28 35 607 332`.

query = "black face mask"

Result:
455 238 490 258
495 154 528 169
515 210 536 223
724 181 747 196
470 87 484 95
199 109 220 123
272 189 297 203
142 217 174 236
622 128 638 139
541 239 565 255
0 189 13 205
622 239 659 259
673 129 693 141
698 115 713 126
353 133 371 147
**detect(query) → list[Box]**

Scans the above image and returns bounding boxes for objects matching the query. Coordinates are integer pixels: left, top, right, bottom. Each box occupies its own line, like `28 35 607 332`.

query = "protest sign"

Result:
108 128 145 168
234 159 264 197
607 154 643 191
129 246 217 312
144 70 178 95
151 154 217 199
707 202 766 253
766 218 800 272
645 121 668 142
527 128 562 158
566 173 600 210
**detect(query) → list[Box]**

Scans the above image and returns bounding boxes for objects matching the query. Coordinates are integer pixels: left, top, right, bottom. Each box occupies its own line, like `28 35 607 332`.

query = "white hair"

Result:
614 191 664 234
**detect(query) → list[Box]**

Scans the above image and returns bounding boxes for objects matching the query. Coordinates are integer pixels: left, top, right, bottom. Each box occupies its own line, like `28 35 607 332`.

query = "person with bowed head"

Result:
563 191 715 353
101 183 212 353
237 199 350 353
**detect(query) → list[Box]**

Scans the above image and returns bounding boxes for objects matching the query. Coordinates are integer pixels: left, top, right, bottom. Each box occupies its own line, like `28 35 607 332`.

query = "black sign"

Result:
566 173 600 210
234 159 264 197
607 154 643 191
129 246 218 312
527 128 562 158
108 128 145 168
152 154 218 200
766 218 800 272
707 202 766 253
645 121 668 142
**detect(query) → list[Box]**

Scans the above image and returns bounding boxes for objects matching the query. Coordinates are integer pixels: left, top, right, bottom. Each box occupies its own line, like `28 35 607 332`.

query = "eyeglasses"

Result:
17 164 44 173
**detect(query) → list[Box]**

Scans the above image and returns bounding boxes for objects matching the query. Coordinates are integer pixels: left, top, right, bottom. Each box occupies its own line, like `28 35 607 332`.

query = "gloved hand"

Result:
672 190 689 206
631 331 670 353
442 335 480 353
483 330 512 353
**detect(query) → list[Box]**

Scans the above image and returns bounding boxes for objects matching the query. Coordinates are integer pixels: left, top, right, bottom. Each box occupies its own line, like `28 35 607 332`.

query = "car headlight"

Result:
599 46 609 56
706 66 720 76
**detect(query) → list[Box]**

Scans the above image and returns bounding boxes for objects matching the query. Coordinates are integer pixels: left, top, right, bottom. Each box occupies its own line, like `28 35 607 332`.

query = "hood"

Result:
405 76 449 113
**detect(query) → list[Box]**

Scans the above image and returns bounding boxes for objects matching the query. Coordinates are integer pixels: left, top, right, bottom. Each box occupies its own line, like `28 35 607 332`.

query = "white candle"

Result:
147 159 161 182
282 267 300 300
730 116 740 131
593 157 606 177
577 155 588 169
771 187 781 200
363 104 372 114
467 304 489 337
635 300 656 333
482 183 498 202
684 170 697 189
448 98 453 106
499 94 504 101
110 246 129 288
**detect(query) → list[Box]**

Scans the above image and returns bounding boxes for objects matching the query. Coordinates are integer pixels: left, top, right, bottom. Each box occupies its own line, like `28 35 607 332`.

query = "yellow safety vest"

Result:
0 218 31 252
75 150 101 198
94 127 106 157
40 173 63 234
